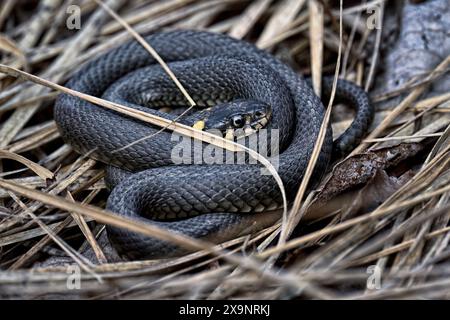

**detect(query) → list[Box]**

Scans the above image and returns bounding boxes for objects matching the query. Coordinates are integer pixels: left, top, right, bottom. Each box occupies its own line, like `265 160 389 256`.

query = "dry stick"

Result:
349 277 450 300
18 0 59 48
352 55 450 155
13 120 57 143
418 199 450 271
7 126 60 153
0 35 27 72
414 92 450 111
41 0 77 45
276 0 344 249
383 133 450 274
335 0 386 16
78 0 230 66
0 178 226 255
0 218 96 251
0 177 45 199
174 3 223 30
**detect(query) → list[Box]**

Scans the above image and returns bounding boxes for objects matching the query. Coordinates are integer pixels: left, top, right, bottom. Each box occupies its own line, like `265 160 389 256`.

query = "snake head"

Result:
193 99 272 140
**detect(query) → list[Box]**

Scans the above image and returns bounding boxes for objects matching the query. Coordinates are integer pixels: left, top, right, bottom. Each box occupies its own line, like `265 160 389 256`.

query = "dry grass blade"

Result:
426 123 450 163
364 0 384 91
229 0 272 39
308 0 324 95
276 0 343 248
256 0 306 47
0 35 27 70
0 150 53 180
66 192 107 264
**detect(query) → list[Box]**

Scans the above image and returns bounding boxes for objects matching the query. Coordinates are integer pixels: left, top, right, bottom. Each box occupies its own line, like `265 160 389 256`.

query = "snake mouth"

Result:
192 106 272 141
224 110 271 140
190 99 272 140
193 118 270 140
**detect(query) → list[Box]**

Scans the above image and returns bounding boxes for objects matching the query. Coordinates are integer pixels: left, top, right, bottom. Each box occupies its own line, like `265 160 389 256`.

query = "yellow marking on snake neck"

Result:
225 129 235 140
192 120 205 130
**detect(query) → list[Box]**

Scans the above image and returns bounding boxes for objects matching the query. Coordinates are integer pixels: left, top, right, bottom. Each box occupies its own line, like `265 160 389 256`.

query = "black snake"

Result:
54 30 373 260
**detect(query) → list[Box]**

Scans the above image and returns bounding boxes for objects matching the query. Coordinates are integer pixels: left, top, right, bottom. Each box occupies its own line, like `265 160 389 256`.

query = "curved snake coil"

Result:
54 30 373 260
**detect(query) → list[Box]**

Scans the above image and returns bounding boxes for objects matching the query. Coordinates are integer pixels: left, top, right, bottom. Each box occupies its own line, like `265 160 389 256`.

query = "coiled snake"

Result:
54 30 373 260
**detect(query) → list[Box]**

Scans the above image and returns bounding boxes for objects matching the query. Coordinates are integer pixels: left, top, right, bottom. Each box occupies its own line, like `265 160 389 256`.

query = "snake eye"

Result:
231 115 244 128
255 110 265 117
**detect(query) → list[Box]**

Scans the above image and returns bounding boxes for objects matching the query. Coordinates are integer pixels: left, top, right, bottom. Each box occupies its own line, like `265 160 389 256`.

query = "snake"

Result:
54 30 373 260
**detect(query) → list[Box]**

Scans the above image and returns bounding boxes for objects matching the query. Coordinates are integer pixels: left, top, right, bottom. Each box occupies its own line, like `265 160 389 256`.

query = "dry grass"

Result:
0 0 449 299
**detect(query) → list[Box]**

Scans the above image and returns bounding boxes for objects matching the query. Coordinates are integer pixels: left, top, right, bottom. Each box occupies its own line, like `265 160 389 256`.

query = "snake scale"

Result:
54 30 373 260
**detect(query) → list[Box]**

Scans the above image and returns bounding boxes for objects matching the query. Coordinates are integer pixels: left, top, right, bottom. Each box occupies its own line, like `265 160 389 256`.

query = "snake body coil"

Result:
54 30 373 260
